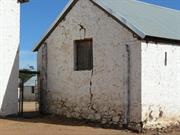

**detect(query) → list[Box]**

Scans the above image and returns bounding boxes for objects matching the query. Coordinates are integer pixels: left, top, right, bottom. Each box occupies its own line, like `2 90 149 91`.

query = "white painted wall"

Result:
36 0 180 129
37 0 141 128
0 0 20 116
24 76 37 101
141 42 180 128
24 86 37 101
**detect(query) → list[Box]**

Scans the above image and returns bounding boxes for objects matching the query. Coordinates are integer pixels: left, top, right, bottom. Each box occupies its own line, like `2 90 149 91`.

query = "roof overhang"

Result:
33 0 180 52
33 0 142 52
18 0 29 4
143 36 180 45
19 70 40 75
19 70 39 83
33 0 78 52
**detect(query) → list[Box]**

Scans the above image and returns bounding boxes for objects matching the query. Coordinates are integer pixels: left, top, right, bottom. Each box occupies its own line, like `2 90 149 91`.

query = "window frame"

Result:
74 38 93 71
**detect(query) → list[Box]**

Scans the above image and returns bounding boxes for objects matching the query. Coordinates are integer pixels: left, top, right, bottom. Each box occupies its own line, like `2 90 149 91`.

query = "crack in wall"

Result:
45 92 130 129
88 69 97 113
78 24 86 39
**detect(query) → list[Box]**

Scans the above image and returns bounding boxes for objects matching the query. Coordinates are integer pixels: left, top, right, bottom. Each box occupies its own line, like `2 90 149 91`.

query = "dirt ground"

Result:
0 102 179 135
0 116 180 135
23 101 39 112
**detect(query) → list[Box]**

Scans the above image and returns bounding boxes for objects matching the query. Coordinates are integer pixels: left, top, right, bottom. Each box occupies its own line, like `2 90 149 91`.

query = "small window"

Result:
74 39 93 71
31 86 35 94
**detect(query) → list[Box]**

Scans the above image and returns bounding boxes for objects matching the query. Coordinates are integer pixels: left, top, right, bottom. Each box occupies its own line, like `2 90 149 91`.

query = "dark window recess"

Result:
74 39 93 71
31 86 35 94
165 52 167 66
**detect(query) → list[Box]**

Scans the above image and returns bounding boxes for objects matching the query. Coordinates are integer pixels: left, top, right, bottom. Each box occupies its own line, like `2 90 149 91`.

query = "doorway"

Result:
19 70 40 118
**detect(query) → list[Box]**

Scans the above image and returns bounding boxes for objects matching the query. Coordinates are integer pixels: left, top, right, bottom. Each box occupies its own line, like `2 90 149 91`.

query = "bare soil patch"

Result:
0 115 179 135
1 102 178 135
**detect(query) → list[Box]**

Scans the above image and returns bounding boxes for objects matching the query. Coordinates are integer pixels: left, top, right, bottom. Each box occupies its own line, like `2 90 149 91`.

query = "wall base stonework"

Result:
42 92 127 128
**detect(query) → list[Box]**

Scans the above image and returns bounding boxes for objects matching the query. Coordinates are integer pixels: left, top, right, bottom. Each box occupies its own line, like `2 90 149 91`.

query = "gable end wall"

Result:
37 0 142 129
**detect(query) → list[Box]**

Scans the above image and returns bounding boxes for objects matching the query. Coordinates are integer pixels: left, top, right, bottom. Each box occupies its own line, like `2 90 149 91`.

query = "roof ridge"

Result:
135 0 180 13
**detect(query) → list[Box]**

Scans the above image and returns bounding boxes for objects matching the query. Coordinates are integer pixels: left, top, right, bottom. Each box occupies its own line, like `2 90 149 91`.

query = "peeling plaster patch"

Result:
149 111 154 121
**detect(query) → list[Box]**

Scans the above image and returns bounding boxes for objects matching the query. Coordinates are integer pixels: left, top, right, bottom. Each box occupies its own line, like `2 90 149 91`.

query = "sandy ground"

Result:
23 101 39 112
0 102 178 135
0 116 180 135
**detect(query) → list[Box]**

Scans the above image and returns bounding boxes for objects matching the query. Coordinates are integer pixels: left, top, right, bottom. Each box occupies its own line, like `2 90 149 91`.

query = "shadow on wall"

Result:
0 51 19 116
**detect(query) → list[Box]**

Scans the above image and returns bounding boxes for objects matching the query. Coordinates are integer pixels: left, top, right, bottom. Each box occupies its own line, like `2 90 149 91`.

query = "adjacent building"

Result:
0 0 27 116
24 76 38 101
33 0 180 130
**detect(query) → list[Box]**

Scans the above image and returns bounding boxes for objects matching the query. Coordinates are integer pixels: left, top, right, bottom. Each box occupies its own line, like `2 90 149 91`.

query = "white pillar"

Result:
0 0 20 116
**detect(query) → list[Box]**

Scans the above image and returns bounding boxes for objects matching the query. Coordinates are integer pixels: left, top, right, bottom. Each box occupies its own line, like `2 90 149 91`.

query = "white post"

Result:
0 0 20 116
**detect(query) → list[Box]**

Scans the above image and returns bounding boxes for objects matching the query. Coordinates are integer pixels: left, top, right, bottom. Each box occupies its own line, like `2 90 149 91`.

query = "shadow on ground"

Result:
4 112 131 131
1 112 180 135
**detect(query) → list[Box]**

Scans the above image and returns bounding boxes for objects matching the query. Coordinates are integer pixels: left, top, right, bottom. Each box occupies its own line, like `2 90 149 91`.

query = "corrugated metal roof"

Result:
33 0 180 51
93 0 180 41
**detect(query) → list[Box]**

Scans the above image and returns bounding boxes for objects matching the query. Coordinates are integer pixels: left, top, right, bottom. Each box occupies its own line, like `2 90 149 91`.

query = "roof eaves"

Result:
18 0 29 3
33 0 79 52
144 35 180 44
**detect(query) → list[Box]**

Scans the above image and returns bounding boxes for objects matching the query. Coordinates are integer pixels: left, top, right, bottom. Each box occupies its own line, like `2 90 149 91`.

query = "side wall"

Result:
0 0 20 116
141 42 180 128
38 0 141 127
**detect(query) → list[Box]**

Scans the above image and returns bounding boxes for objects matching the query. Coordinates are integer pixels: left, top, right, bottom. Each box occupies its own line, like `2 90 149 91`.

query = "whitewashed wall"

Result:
24 86 37 101
141 42 180 128
0 0 20 116
38 0 141 129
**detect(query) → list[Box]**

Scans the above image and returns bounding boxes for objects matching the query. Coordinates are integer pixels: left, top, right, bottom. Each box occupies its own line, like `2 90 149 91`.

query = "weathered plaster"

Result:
141 42 180 128
37 0 180 130
38 0 141 129
0 0 20 116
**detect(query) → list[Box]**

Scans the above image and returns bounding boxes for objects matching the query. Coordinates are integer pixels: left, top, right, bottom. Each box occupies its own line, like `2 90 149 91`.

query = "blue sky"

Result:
20 0 180 69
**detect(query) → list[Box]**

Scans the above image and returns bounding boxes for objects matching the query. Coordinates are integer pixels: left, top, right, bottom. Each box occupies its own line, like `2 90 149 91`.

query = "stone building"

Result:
33 0 180 130
0 0 28 116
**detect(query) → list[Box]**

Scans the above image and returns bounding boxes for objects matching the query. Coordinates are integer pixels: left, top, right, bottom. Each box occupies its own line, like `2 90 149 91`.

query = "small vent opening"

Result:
165 52 167 66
